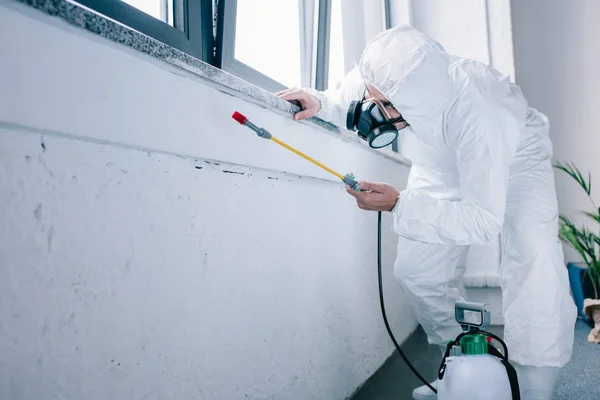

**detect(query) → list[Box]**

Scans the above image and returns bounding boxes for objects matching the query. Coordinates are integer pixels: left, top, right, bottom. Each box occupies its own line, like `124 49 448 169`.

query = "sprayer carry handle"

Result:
455 301 491 330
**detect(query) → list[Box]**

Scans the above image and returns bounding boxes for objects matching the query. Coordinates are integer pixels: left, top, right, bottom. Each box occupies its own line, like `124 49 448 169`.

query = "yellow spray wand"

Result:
232 111 362 191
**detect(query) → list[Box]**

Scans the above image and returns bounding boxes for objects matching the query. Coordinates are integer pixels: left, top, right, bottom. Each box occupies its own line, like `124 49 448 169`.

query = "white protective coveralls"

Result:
303 25 577 399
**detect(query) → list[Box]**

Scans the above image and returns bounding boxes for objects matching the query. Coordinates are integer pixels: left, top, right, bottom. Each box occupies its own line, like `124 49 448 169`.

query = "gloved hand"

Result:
345 181 400 212
275 88 321 121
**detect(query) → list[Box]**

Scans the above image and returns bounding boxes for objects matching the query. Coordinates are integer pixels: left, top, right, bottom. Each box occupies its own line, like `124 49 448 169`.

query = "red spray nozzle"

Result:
232 111 247 125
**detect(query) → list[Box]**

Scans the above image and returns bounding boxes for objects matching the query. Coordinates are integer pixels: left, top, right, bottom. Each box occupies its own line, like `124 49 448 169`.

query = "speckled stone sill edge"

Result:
9 0 410 166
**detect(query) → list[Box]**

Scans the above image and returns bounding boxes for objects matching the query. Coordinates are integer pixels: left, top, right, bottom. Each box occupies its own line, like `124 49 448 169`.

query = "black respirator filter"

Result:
346 99 400 149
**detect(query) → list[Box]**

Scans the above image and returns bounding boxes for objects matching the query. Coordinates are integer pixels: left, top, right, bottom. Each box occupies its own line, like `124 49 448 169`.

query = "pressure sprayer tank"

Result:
438 335 512 400
437 302 516 400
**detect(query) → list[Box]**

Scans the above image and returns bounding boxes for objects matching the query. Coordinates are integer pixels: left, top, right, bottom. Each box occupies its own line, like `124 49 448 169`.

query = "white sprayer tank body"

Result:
438 353 512 400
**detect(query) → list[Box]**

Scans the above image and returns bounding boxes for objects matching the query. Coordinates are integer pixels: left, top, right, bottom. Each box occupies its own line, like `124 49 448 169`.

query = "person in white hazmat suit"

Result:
277 25 577 400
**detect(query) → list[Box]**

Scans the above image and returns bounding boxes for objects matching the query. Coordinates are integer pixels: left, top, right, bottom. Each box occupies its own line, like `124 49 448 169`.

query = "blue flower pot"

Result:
567 262 596 326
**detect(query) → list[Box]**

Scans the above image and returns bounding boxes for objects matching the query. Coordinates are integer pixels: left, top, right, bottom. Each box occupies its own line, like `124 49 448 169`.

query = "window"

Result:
72 0 214 63
217 0 317 92
216 0 350 92
118 1 175 26
73 0 386 95
233 0 304 89
327 0 345 90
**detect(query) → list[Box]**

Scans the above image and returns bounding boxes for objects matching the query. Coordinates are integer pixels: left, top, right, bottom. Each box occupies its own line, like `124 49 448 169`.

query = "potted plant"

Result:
554 161 600 343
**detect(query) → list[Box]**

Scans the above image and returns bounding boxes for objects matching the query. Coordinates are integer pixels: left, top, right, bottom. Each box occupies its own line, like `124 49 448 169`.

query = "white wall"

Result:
0 2 416 399
511 0 600 262
388 0 514 78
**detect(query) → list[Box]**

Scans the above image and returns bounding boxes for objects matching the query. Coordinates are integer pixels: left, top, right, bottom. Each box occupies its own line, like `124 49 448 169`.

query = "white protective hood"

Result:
358 25 451 137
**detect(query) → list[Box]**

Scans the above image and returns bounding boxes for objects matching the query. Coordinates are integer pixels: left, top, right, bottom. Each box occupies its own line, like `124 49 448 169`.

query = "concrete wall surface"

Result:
0 1 416 399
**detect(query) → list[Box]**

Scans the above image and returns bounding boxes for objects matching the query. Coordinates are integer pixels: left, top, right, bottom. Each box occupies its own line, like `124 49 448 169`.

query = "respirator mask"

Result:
346 89 408 149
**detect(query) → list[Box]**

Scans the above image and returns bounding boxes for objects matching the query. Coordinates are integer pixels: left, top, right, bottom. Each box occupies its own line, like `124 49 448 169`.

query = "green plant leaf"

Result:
581 211 600 224
555 161 599 296
558 215 597 267
554 161 592 195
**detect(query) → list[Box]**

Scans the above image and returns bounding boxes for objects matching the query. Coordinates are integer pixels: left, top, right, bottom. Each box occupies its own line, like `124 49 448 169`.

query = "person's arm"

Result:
303 67 364 127
391 104 516 245
277 67 364 127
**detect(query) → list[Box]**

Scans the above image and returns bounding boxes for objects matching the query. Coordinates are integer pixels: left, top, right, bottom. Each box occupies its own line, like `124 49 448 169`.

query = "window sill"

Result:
15 0 410 167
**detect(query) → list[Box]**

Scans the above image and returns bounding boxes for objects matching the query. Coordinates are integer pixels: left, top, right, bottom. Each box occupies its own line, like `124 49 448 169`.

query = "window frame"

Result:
313 0 331 91
72 0 215 63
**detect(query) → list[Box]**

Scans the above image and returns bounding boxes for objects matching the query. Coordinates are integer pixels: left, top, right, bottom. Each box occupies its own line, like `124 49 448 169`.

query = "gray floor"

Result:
350 319 599 400
554 319 600 400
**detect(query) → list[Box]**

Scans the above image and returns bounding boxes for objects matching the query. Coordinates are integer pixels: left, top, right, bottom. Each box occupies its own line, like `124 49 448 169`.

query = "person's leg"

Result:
500 156 577 400
512 363 561 400
393 236 469 399
394 236 469 348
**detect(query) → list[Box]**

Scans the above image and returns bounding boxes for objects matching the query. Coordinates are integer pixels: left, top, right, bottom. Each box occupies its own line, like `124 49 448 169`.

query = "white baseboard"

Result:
463 273 502 288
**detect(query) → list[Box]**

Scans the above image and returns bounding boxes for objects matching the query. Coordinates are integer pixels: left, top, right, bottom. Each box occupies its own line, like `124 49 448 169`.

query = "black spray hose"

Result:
377 211 438 394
